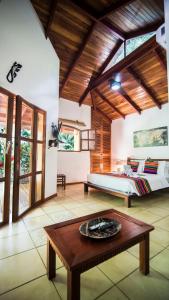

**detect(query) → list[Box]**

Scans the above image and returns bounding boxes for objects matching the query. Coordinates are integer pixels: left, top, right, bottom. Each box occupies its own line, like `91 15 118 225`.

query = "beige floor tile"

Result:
42 204 67 214
153 216 169 231
29 228 47 247
97 286 128 300
151 226 169 247
0 275 60 300
98 251 138 283
131 210 162 224
0 220 27 238
48 210 75 223
53 266 113 300
118 268 169 300
23 215 52 231
22 208 46 220
0 232 34 260
128 239 163 259
151 249 169 279
146 206 169 218
37 245 63 269
0 249 46 295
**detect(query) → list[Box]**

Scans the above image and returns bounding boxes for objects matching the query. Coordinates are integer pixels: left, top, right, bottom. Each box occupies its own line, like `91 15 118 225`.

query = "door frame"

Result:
12 96 46 221
0 87 15 226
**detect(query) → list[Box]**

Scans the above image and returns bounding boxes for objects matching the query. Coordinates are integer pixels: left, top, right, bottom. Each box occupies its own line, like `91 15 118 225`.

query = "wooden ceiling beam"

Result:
154 48 167 72
101 19 126 41
79 40 123 105
118 88 141 114
67 0 126 41
60 22 97 95
45 0 58 38
126 20 164 39
91 36 157 90
94 89 125 119
127 66 161 109
98 0 135 20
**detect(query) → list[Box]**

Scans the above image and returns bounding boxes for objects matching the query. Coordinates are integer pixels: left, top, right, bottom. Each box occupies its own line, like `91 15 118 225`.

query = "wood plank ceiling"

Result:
31 0 167 120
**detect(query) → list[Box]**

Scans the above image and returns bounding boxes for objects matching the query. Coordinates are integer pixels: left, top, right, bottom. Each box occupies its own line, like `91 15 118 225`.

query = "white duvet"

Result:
87 173 169 196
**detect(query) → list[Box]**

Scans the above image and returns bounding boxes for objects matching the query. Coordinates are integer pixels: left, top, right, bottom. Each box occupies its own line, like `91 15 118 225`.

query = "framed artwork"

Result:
133 126 168 148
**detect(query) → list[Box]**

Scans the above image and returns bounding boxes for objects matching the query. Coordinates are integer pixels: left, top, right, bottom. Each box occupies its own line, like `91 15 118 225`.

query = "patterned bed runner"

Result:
96 173 152 196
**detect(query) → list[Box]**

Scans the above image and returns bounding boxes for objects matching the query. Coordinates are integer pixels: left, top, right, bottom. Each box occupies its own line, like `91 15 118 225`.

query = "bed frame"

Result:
84 157 169 208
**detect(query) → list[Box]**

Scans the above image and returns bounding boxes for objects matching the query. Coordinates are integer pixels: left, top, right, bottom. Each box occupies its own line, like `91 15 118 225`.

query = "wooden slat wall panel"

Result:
91 109 111 173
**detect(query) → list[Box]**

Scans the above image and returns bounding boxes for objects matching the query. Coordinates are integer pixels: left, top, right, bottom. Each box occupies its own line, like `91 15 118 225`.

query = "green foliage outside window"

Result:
59 132 74 150
20 129 31 175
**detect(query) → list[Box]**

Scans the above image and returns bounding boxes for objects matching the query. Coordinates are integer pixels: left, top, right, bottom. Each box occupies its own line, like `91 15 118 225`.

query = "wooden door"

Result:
12 96 46 221
90 109 111 173
0 88 14 226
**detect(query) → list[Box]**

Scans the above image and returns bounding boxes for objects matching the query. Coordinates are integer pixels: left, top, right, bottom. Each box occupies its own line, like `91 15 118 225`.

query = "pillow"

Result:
127 161 139 172
157 161 167 176
137 160 145 173
144 161 158 174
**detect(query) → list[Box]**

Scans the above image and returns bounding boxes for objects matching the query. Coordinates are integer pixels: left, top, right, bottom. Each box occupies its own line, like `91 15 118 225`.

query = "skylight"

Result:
104 32 155 72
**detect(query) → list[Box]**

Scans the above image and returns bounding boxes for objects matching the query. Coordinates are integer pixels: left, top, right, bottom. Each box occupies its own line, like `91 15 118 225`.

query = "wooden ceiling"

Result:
31 0 167 120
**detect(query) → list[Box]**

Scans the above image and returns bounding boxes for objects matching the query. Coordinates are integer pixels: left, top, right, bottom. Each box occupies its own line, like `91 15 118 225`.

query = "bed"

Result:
84 158 169 207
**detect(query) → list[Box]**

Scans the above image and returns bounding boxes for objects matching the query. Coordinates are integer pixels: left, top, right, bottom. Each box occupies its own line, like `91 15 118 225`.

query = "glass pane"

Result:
59 126 80 151
0 182 4 222
89 140 95 150
89 130 95 139
36 174 42 202
0 138 6 178
81 131 88 139
37 113 44 141
81 140 88 150
126 32 155 56
21 103 33 138
19 177 31 215
20 141 32 175
36 143 43 172
0 93 8 134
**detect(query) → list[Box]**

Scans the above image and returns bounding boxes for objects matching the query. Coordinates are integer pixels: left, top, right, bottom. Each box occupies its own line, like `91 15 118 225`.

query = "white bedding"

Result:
87 173 169 196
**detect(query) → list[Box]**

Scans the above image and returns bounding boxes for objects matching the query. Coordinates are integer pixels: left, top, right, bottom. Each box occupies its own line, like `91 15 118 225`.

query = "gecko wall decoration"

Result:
6 61 22 83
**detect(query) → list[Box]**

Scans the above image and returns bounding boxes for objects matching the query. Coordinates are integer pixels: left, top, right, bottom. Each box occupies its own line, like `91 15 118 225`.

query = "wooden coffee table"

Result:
44 209 154 300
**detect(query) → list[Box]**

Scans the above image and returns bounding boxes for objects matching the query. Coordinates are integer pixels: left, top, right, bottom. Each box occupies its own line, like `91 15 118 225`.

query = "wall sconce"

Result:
48 122 62 148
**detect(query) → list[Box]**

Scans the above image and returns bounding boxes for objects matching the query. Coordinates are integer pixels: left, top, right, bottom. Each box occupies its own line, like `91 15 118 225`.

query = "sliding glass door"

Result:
0 88 14 226
12 96 46 221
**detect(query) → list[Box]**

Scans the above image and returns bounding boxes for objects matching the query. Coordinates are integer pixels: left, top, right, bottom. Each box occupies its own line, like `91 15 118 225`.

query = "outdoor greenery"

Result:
59 132 74 150
112 32 155 66
20 129 31 174
0 139 5 177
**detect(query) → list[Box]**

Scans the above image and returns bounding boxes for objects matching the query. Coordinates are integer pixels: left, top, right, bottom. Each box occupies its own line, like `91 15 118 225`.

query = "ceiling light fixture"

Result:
109 79 121 91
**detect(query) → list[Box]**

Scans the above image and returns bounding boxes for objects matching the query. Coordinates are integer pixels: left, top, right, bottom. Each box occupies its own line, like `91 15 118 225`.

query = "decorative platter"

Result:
79 217 122 239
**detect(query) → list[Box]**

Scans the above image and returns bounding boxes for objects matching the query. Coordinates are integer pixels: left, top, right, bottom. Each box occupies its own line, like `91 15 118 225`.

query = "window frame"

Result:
58 124 81 152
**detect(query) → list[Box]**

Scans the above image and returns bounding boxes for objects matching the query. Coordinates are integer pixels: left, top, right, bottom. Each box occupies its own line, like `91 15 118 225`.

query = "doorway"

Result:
0 88 46 225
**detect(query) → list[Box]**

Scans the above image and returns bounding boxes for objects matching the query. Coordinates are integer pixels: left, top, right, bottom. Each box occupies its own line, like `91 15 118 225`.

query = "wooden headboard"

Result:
127 157 169 163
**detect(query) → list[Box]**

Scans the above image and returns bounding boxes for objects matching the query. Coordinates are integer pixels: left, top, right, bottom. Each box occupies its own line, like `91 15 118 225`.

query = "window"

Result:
58 125 80 151
58 126 96 152
109 32 155 68
81 130 96 151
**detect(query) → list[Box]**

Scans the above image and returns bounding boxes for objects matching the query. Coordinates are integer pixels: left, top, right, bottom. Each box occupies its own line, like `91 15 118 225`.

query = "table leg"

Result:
139 233 150 275
67 270 80 300
47 240 56 280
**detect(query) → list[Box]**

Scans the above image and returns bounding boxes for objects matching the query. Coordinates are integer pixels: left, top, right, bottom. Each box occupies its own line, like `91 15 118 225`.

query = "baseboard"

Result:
45 192 58 201
62 182 83 185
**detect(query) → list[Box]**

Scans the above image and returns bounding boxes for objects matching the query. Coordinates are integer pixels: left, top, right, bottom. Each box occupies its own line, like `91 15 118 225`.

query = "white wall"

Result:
58 98 91 183
0 0 59 197
111 103 169 161
165 0 169 92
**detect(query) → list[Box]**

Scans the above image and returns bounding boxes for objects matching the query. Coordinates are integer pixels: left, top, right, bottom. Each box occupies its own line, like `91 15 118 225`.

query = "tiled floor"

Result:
0 184 169 299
